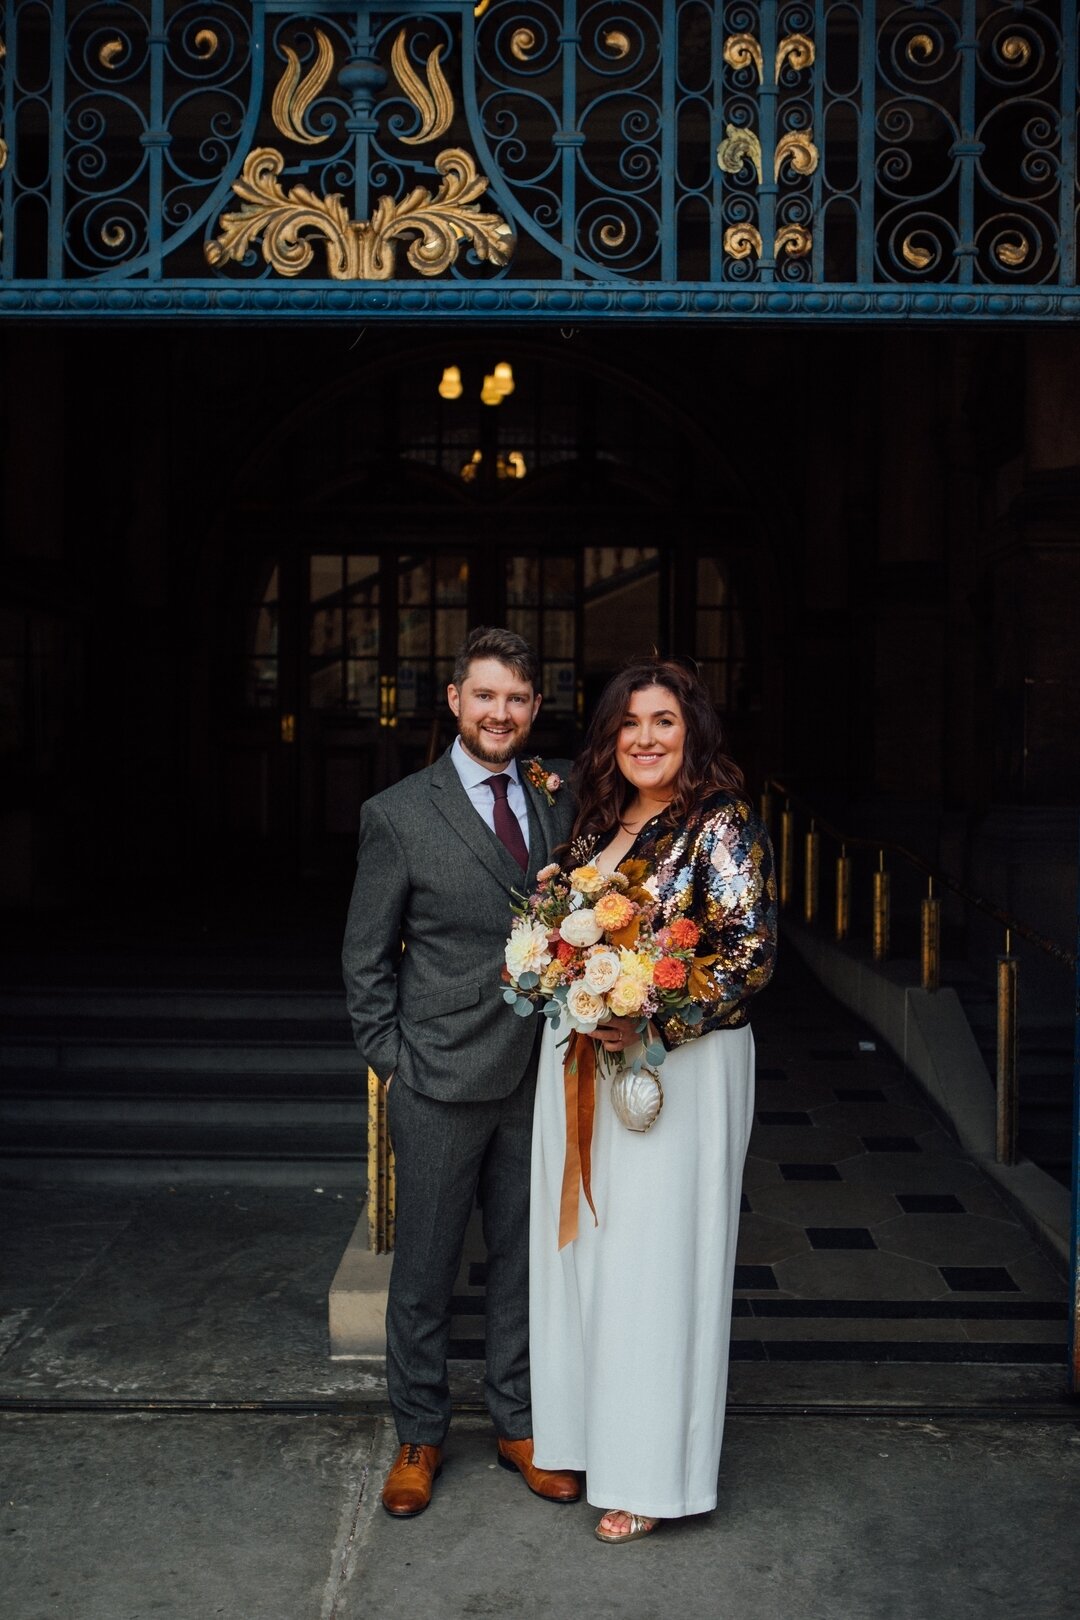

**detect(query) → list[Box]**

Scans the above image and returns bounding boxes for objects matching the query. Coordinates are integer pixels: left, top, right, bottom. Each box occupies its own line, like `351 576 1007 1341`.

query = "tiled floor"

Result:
452 954 1069 1365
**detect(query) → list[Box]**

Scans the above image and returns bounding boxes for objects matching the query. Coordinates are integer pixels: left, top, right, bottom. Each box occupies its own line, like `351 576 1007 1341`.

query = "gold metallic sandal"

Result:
594 1511 660 1544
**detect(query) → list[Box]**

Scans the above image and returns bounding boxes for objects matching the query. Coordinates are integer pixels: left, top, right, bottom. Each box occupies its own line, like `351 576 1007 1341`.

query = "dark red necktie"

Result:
485 773 529 871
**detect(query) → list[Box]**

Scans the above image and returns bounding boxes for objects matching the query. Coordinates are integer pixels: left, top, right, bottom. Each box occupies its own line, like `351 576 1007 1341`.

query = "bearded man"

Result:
342 625 578 1516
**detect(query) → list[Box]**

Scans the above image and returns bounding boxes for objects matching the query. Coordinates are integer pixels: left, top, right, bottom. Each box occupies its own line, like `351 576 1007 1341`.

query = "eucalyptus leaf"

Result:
644 1041 667 1066
517 970 540 989
513 998 535 1018
543 1001 562 1019
682 1003 703 1025
503 988 520 1004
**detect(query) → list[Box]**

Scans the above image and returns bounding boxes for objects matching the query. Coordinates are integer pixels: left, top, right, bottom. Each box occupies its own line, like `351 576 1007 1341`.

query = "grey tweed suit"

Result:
342 746 575 1443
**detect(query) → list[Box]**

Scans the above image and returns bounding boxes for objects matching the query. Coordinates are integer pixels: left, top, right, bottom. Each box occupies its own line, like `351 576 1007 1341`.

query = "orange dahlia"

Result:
593 891 636 932
667 917 701 950
653 956 688 990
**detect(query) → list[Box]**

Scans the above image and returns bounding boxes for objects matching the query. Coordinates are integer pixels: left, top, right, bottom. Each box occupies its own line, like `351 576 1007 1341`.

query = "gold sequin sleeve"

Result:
652 794 778 1049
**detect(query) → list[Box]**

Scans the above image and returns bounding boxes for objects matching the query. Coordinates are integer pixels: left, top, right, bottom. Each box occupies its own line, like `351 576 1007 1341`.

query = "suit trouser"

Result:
385 1052 538 1445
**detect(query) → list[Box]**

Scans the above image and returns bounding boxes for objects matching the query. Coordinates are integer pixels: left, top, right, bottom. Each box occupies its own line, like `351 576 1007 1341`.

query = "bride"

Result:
529 657 777 1543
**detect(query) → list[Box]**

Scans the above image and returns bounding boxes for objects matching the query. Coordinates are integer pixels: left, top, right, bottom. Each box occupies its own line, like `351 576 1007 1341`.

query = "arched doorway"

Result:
202 339 777 877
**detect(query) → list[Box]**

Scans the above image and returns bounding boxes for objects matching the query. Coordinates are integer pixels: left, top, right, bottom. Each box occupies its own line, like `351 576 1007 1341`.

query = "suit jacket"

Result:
342 747 575 1103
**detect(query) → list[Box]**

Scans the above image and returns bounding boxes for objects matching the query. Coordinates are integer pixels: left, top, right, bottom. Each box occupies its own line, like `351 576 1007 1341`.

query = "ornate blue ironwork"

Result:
0 0 1077 318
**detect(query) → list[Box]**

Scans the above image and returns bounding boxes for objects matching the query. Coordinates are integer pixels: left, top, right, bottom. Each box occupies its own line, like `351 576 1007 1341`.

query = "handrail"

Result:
765 778 1076 970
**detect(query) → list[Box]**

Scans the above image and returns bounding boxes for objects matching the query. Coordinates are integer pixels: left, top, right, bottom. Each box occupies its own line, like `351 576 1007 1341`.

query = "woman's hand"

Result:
586 1014 640 1055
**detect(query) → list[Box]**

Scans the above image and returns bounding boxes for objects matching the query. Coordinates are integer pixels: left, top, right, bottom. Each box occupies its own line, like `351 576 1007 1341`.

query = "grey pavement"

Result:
1 1181 1078 1619
4 1407 1078 1620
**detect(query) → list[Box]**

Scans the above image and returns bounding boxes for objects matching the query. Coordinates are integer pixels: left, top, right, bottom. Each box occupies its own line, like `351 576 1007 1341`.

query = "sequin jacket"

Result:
610 791 777 1050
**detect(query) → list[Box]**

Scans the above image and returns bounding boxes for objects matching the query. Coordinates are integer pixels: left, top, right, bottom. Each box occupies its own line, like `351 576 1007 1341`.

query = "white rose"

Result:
583 949 621 995
565 980 608 1032
505 922 553 981
560 909 604 948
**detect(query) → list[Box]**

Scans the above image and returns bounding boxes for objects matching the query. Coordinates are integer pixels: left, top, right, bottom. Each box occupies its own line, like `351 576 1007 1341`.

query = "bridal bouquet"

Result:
501 857 704 1069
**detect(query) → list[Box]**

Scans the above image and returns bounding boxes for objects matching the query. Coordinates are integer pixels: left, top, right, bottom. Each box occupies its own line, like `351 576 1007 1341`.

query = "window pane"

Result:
544 609 574 658
696 610 729 660
506 555 539 606
346 661 378 715
697 558 727 606
700 662 727 706
436 555 469 605
397 661 439 715
309 661 342 709
543 556 575 606
249 607 278 657
310 606 342 657
435 607 468 657
399 558 430 606
543 660 575 714
347 606 378 656
398 609 431 658
346 554 379 589
506 608 539 648
310 555 342 606
245 658 278 709
255 563 279 606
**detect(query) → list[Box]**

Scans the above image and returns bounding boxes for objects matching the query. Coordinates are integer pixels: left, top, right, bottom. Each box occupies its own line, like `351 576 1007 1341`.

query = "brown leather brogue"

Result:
496 1437 580 1503
381 1442 443 1518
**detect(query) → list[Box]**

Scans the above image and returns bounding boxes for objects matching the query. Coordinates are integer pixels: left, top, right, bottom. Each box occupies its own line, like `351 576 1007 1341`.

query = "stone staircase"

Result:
0 986 366 1185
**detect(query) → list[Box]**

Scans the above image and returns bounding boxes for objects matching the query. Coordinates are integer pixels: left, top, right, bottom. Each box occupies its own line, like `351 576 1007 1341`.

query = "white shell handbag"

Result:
607 1062 664 1133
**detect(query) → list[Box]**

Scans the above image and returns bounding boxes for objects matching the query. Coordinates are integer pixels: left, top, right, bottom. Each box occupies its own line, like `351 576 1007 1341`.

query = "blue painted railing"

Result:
0 0 1077 319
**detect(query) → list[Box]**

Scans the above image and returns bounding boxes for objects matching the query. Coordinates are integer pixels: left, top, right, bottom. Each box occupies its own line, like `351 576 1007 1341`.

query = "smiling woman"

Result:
528 655 777 1543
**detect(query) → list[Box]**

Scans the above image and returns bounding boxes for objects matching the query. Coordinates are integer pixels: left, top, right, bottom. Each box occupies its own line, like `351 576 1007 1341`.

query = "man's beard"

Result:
457 715 532 766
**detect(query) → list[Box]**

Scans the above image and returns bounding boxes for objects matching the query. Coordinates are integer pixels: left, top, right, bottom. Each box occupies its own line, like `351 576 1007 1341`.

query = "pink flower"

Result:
546 773 561 792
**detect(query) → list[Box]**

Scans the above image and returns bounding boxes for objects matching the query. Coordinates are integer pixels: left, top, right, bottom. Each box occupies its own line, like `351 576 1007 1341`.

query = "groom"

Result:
342 626 578 1517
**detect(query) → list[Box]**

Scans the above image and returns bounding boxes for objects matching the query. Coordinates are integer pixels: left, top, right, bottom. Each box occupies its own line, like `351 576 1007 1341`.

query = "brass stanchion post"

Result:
367 1068 395 1253
835 847 852 941
779 806 794 910
872 852 890 963
804 823 820 924
996 931 1019 1166
921 878 941 992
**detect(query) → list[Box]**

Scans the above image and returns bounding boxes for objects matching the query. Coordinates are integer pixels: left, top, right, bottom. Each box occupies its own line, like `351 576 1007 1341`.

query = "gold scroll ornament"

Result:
206 146 513 280
272 27 335 145
391 28 454 145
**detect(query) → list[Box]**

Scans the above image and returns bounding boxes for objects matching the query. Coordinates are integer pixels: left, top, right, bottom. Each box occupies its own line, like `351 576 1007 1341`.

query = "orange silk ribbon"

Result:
558 1031 598 1249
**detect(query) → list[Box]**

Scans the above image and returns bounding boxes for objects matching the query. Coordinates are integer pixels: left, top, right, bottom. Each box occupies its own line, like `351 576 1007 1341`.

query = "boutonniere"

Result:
523 756 562 806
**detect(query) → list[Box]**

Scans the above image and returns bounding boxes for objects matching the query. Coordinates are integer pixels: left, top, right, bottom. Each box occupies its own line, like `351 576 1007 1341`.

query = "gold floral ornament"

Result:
775 223 812 258
206 147 514 281
901 232 936 269
906 33 938 64
603 30 631 59
723 225 763 260
995 231 1030 268
391 28 454 145
99 38 125 69
776 33 814 81
193 28 218 59
510 28 536 62
723 33 764 83
999 35 1033 68
271 27 335 146
774 130 819 179
716 125 763 186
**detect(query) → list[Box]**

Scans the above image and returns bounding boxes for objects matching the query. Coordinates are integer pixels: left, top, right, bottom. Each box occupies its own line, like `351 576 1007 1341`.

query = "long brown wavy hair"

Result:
569 658 745 843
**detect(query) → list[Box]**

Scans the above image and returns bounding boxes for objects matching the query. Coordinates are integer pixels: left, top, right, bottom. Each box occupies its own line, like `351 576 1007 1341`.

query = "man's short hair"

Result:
452 626 540 692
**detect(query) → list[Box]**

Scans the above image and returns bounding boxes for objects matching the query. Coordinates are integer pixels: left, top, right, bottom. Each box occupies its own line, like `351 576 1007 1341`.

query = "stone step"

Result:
0 1066 364 1099
0 1094 362 1128
0 988 348 1020
2 1040 361 1073
1 1118 365 1163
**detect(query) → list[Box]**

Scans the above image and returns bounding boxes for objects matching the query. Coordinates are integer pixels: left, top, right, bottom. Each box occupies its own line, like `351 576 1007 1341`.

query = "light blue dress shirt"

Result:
450 735 531 851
